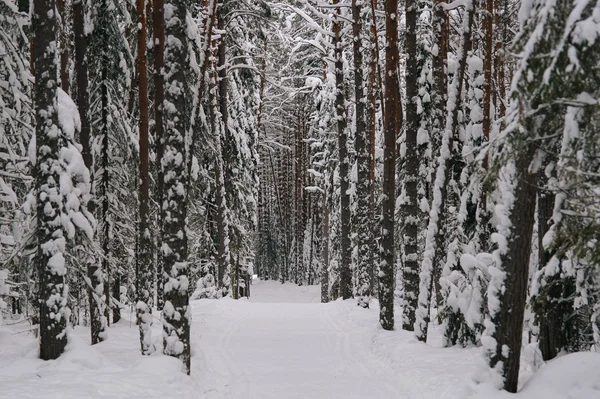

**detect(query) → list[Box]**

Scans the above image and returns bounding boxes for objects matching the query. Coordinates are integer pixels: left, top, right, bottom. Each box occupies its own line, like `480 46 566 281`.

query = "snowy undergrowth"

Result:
1 280 599 398
0 313 200 398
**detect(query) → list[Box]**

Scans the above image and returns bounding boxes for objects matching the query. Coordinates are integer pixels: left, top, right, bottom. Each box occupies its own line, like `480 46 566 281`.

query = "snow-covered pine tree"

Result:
0 0 33 303
73 0 106 344
88 0 136 326
153 0 166 310
402 0 421 329
525 0 600 365
331 0 352 301
380 0 401 331
352 0 371 308
135 0 153 355
33 0 96 359
161 0 191 374
33 0 69 360
481 0 600 391
415 0 474 342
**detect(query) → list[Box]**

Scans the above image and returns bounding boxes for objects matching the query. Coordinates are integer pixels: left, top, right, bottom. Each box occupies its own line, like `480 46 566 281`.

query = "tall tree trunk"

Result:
99 64 115 325
402 0 420 330
74 0 106 345
478 0 495 252
430 0 449 308
380 0 401 331
162 0 191 374
295 99 304 285
215 7 232 296
367 0 379 296
34 0 68 360
487 148 537 392
153 0 165 311
332 0 352 300
353 0 371 308
136 0 153 356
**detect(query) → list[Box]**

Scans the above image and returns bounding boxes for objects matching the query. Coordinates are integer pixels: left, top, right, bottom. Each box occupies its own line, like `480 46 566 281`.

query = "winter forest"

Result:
1 0 600 397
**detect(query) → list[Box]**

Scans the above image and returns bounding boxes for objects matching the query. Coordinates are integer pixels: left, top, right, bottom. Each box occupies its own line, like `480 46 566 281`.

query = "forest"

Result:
0 0 599 397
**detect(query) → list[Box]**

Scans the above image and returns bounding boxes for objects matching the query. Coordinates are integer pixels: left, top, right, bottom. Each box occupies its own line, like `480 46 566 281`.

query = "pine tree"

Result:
161 0 191 374
153 0 165 311
380 0 401 331
332 0 352 300
415 0 474 342
136 0 153 355
483 0 600 390
34 0 69 361
402 0 421 329
34 0 95 359
73 0 106 344
352 0 371 308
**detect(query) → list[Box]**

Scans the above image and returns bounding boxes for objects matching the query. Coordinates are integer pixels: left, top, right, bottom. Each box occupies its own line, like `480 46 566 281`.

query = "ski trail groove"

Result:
323 304 405 398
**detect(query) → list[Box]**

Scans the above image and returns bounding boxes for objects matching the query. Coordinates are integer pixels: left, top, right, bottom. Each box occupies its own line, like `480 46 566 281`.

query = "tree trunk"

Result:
402 0 420 330
153 0 166 311
367 0 379 297
34 0 68 360
161 0 191 374
74 0 106 345
135 0 153 356
536 177 562 361
380 0 401 331
494 0 507 119
430 0 449 308
352 0 371 308
215 7 232 296
482 0 493 151
332 0 352 300
321 186 330 302
488 149 537 393
295 99 304 285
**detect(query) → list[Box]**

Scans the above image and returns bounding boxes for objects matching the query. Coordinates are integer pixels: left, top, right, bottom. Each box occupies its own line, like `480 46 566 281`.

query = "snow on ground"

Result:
1 279 599 398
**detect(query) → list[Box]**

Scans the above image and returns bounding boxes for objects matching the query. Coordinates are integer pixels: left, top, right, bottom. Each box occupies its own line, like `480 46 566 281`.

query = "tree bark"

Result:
74 0 106 345
352 0 371 308
402 0 420 330
135 0 153 356
489 149 537 392
57 0 69 93
34 0 68 360
215 6 232 296
380 0 402 331
332 0 352 300
162 0 191 374
153 0 166 311
430 0 449 308
321 188 329 303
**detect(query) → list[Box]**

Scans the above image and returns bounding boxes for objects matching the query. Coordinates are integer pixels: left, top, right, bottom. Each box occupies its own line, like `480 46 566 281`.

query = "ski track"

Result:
2 280 598 399
322 304 403 398
194 282 409 398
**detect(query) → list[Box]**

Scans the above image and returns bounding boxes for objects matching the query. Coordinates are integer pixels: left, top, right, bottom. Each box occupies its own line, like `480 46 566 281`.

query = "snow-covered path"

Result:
192 280 475 399
2 280 599 399
194 302 401 398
